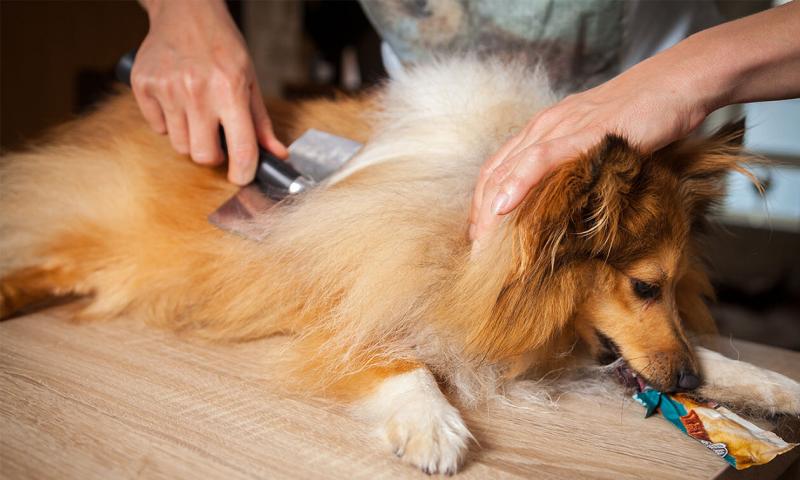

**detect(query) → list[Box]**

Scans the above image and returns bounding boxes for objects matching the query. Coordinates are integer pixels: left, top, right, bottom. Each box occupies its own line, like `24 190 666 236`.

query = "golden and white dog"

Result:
1 58 798 474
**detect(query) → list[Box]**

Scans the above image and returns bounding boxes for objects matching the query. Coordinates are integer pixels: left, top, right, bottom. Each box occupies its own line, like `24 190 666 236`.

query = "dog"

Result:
1 58 798 474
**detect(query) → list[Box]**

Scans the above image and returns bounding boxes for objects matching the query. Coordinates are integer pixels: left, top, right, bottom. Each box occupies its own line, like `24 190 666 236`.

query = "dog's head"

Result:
468 124 752 393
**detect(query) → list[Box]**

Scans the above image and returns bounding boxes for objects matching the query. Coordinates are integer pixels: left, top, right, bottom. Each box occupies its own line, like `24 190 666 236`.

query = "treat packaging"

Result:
634 388 797 470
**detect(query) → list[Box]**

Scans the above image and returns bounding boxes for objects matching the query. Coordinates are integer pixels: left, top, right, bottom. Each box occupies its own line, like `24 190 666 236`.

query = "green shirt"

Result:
360 0 624 93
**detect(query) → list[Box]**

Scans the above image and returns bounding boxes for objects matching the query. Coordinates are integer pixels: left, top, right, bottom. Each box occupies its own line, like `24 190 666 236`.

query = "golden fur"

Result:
0 59 748 391
0 58 795 473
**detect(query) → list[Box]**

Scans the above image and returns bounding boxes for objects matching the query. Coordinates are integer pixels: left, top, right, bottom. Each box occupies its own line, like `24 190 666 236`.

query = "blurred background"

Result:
1 0 797 350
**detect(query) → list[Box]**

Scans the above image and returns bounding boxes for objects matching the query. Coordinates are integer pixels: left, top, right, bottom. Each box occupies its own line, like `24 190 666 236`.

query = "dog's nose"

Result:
677 369 701 391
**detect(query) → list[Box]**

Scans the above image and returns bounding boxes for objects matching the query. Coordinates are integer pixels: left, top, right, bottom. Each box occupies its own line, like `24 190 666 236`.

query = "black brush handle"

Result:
115 49 136 86
115 49 306 195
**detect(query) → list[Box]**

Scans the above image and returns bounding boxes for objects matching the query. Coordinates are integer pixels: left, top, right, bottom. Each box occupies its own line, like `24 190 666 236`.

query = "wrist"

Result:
679 32 735 115
138 0 165 21
620 38 713 136
651 32 727 129
141 0 226 23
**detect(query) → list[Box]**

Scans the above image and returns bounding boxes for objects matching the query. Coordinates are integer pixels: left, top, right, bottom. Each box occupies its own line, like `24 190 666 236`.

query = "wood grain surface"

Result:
1 306 798 479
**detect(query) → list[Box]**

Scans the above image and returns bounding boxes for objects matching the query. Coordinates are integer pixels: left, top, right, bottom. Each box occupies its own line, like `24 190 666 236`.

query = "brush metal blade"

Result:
208 129 363 239
286 129 362 182
207 184 278 239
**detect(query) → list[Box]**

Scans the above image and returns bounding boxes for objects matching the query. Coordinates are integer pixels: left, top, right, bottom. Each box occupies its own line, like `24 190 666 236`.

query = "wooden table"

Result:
1 306 798 479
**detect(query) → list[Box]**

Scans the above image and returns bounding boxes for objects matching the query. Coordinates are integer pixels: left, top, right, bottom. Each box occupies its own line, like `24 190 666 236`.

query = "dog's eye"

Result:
631 279 661 300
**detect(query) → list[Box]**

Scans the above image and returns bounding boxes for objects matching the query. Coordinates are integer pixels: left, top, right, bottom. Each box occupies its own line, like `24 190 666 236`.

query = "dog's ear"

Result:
512 133 643 273
570 135 645 256
710 118 746 148
468 135 643 360
668 120 758 221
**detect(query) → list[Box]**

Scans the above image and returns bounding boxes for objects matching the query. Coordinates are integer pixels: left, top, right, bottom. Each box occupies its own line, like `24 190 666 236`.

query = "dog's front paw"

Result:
696 347 800 415
359 368 472 475
749 371 800 415
383 394 470 475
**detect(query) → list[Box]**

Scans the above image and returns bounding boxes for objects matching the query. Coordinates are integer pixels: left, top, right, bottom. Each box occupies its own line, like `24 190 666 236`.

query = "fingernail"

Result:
272 140 289 158
491 191 510 215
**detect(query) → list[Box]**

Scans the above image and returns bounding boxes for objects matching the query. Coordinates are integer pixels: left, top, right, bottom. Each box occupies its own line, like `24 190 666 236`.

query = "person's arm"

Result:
469 1 800 242
134 0 287 185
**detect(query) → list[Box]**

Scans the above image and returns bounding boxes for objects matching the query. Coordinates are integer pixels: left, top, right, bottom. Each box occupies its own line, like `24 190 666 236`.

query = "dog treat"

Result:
634 387 797 470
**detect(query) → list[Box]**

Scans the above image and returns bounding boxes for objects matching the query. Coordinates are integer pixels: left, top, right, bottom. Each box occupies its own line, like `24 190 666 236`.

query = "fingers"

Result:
131 83 167 134
130 65 167 134
469 139 534 244
251 84 288 159
468 131 526 229
503 103 570 163
220 96 259 185
161 100 190 155
187 105 223 166
486 142 559 217
132 71 191 155
468 105 562 235
494 131 601 215
136 73 273 184
470 131 598 243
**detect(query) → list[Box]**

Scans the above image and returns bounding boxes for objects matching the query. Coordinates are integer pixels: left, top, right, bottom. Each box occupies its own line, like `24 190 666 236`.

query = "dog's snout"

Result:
676 369 701 391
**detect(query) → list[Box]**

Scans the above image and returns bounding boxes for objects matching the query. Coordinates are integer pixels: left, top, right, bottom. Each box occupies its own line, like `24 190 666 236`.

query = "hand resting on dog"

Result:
470 1 800 242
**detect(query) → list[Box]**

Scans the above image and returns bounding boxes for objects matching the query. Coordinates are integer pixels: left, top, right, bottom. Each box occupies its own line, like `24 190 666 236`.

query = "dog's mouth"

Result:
595 330 648 391
610 358 648 392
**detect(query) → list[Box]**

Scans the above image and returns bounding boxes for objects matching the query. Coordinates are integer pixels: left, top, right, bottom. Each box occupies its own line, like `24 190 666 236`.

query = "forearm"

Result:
672 1 800 114
470 2 799 240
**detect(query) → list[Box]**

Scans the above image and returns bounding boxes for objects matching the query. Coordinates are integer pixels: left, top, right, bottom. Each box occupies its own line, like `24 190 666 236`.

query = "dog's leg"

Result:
354 365 472 475
0 265 87 318
695 346 800 415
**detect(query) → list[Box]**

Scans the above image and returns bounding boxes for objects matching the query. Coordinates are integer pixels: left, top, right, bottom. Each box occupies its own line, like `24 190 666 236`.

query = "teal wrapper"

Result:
634 389 738 467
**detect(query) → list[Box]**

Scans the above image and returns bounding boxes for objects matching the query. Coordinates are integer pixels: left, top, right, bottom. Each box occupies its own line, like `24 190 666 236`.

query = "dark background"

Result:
1 1 148 150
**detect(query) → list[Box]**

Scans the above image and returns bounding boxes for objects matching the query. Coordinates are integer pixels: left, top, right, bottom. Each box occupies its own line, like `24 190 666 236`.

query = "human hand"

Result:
132 0 287 185
468 52 712 243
